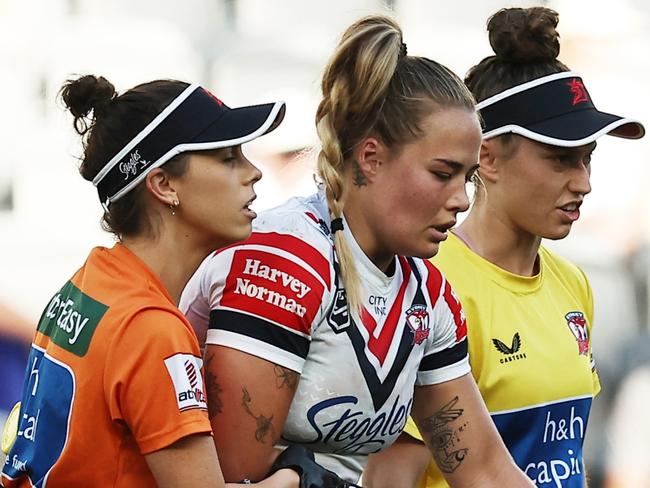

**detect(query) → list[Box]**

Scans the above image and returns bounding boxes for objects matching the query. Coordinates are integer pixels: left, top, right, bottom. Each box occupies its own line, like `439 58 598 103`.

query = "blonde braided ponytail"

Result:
316 15 475 311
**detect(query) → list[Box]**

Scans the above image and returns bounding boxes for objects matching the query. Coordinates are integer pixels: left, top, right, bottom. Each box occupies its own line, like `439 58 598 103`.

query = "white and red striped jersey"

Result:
180 191 470 481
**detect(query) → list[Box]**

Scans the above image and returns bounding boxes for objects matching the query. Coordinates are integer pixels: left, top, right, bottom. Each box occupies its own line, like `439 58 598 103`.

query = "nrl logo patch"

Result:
405 304 430 345
327 288 350 333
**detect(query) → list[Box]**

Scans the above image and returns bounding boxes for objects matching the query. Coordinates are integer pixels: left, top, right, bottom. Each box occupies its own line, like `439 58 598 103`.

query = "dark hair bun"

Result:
487 7 560 64
60 75 116 134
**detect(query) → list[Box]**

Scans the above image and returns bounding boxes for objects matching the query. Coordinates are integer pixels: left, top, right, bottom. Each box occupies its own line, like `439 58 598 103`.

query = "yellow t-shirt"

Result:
404 232 599 488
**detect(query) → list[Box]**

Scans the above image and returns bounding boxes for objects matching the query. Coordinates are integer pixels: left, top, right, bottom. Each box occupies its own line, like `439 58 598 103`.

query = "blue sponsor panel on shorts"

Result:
492 396 592 488
2 345 74 487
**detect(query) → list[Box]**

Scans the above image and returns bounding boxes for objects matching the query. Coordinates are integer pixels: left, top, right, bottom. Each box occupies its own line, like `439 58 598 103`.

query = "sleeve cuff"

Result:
206 329 305 374
415 356 471 386
137 417 212 454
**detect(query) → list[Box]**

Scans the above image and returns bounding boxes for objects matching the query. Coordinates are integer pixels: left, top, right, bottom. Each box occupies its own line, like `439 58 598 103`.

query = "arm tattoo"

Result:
420 396 469 474
274 365 299 391
204 352 223 420
353 163 367 187
241 386 275 443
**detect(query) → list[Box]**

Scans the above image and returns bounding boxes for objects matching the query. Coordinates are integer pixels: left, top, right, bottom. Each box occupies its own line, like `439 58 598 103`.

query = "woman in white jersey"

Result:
180 14 534 488
363 7 645 488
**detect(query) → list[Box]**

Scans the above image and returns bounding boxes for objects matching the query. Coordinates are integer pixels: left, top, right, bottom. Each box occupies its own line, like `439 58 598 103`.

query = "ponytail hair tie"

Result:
399 41 408 60
330 218 344 234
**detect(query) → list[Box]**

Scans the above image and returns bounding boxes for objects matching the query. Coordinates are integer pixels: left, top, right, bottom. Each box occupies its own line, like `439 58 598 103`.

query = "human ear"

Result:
353 137 387 183
145 168 178 207
478 140 499 184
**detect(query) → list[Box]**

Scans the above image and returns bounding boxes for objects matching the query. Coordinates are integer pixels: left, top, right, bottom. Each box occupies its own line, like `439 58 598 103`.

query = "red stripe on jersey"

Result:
244 232 331 288
221 249 324 335
304 212 319 224
423 260 444 305
442 279 467 342
211 231 331 289
359 257 412 366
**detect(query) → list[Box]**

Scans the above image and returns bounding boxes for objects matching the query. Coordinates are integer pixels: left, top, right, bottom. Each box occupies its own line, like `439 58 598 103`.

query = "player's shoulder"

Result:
432 233 477 275
126 306 189 333
108 305 198 357
196 193 334 289
539 245 590 291
539 244 578 271
253 193 332 248
432 235 494 298
230 194 332 263
399 255 448 305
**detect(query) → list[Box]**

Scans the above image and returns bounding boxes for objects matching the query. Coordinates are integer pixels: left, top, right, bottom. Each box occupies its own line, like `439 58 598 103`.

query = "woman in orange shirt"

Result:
0 75 300 487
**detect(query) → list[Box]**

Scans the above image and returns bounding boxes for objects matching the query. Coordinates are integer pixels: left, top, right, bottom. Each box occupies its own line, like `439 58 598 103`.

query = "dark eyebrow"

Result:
545 141 597 156
571 142 597 154
207 146 238 158
433 159 464 171
433 159 479 174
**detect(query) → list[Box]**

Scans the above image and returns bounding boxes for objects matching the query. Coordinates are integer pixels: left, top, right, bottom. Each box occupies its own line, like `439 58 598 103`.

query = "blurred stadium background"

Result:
1 1 649 485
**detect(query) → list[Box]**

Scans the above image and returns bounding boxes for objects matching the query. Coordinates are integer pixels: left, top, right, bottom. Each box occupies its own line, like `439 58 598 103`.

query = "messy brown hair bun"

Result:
465 6 568 102
59 75 190 238
488 7 560 64
60 75 116 135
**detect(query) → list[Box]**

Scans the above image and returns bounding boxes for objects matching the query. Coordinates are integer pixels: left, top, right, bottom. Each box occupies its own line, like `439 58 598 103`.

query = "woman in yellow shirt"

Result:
363 7 644 488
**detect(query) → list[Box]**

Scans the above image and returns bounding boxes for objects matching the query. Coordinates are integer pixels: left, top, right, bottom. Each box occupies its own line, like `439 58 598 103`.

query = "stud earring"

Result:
169 200 179 216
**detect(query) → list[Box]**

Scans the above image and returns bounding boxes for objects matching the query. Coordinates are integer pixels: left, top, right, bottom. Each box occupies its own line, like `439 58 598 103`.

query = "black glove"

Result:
268 445 360 488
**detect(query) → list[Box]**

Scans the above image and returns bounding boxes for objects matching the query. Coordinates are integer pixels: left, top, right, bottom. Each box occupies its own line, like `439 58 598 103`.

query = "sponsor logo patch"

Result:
298 394 413 453
492 332 527 364
2 345 74 485
118 150 149 180
492 397 591 488
37 281 108 357
164 354 207 412
222 249 323 335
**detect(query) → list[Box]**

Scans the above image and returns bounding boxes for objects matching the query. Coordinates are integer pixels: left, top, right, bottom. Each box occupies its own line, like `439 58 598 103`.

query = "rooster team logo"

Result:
203 88 224 107
405 305 430 345
565 311 589 356
567 79 590 106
